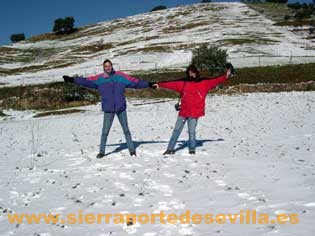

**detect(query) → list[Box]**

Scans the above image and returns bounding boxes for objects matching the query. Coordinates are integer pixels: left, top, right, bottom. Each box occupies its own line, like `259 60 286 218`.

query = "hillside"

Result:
0 2 315 87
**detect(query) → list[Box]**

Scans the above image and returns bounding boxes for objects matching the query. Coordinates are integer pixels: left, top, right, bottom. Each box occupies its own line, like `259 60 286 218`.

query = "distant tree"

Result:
287 2 301 10
151 5 167 12
53 18 64 34
191 44 228 76
10 33 25 43
302 3 309 9
63 17 75 33
201 0 211 3
294 10 311 20
310 21 315 35
53 17 75 35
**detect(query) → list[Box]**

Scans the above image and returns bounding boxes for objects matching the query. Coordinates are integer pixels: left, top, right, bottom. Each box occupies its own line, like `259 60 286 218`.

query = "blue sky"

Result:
0 0 313 46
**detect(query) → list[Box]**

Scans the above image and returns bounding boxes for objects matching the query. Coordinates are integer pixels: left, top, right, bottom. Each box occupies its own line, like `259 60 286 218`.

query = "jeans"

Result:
99 110 135 154
167 116 198 151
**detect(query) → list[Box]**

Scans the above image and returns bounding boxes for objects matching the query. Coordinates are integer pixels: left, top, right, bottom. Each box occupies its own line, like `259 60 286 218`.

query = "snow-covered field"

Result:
1 2 315 87
0 92 314 235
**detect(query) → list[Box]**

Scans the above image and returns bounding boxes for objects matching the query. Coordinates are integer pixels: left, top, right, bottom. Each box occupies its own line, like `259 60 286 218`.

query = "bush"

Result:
63 82 97 102
284 15 290 20
294 10 311 20
191 44 228 76
53 17 75 35
10 33 25 43
288 2 301 10
0 110 6 117
151 5 167 12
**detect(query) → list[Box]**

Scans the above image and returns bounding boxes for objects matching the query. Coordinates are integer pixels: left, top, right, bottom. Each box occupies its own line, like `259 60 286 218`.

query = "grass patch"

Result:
162 21 210 34
173 42 211 50
217 38 257 45
0 63 314 111
246 3 293 22
0 60 77 76
34 109 83 118
0 47 22 53
72 43 114 53
0 110 7 116
201 5 226 12
0 64 49 76
0 82 99 110
216 38 279 46
118 45 173 56
274 20 315 27
0 46 64 67
28 32 64 42
229 63 315 85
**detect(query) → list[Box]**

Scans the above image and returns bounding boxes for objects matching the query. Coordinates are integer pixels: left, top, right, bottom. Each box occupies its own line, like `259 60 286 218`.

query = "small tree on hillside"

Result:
63 17 75 33
53 17 75 35
53 18 64 34
10 33 25 43
288 3 301 11
151 5 167 12
191 44 228 76
310 21 315 36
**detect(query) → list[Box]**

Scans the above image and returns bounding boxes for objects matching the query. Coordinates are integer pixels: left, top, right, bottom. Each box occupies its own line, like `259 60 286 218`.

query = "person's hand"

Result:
63 75 74 83
149 82 159 89
226 69 231 78
224 63 235 78
152 83 159 89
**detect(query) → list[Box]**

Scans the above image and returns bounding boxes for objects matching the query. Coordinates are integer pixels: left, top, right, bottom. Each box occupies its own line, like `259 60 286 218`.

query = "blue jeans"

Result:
99 110 135 154
167 116 198 151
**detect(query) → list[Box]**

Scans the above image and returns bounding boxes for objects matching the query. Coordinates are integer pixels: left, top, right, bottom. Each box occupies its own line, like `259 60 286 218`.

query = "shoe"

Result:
224 62 235 77
163 150 175 155
96 153 105 159
189 150 196 155
130 151 137 157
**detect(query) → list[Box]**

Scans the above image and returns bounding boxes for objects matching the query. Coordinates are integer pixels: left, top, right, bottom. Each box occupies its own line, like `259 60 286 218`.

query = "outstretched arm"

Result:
74 77 98 89
157 80 185 93
116 71 149 89
201 72 229 91
199 63 234 91
63 75 98 89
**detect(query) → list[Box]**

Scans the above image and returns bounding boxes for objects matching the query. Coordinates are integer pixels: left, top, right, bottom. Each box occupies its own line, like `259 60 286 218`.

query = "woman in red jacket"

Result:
155 64 233 155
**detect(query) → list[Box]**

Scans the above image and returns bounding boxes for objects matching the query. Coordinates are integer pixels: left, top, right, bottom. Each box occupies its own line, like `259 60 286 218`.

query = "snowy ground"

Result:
0 92 315 235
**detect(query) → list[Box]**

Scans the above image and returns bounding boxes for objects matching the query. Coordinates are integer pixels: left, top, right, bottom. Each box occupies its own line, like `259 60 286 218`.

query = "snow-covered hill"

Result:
0 92 314 235
1 2 315 87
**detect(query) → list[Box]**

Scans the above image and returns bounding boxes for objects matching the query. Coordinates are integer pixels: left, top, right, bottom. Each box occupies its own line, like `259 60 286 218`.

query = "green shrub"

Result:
53 17 76 35
284 15 290 20
151 5 167 12
191 44 228 76
10 33 25 43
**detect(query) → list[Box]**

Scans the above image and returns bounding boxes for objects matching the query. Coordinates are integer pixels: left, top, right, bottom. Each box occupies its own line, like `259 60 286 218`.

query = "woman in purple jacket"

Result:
63 59 151 158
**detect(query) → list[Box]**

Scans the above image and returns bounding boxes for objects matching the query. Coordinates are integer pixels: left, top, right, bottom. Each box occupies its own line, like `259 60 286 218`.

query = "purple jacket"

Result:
74 70 149 112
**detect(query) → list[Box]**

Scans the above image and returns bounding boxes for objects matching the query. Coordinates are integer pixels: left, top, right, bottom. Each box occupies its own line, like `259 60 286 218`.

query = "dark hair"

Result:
103 59 113 65
186 65 200 79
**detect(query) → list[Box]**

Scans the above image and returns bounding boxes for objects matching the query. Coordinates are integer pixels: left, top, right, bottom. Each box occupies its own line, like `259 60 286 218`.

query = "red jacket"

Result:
158 74 227 118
